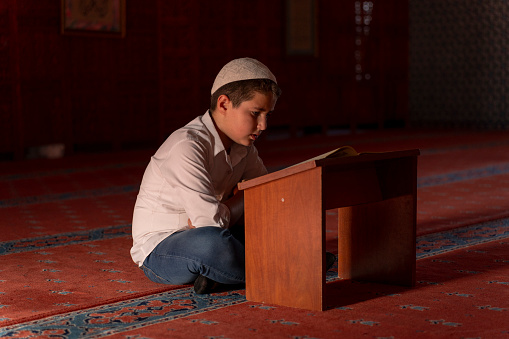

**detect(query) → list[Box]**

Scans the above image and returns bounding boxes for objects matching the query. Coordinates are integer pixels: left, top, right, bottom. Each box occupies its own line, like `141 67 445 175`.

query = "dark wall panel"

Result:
0 0 409 159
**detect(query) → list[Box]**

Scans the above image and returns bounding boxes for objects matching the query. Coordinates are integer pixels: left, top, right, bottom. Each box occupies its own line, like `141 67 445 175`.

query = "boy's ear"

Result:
216 94 231 114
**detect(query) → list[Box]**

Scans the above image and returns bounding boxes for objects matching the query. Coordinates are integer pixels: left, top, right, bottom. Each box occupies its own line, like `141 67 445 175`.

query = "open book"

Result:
289 145 359 168
239 147 419 191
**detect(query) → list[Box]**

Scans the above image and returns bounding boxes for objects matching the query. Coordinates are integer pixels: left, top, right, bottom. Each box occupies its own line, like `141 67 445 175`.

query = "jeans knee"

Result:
142 264 172 284
191 227 243 260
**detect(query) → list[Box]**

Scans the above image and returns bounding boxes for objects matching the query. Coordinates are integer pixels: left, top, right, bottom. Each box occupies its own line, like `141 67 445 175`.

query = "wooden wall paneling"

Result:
378 0 409 126
157 0 201 140
231 1 264 57
0 0 23 159
351 0 382 129
318 0 409 132
356 0 409 128
117 1 159 149
116 77 159 150
0 5 10 154
261 0 285 59
65 39 117 151
0 0 410 160
281 0 374 134
337 0 361 132
62 0 161 152
16 1 69 154
18 34 65 147
280 0 318 134
156 0 165 143
116 69 159 150
318 1 354 130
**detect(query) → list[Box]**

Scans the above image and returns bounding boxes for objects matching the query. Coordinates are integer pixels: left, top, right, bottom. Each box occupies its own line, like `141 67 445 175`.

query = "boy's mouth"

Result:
250 134 259 141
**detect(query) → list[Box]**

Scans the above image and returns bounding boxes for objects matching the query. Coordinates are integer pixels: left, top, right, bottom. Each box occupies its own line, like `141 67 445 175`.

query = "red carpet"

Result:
96 240 509 339
1 129 508 338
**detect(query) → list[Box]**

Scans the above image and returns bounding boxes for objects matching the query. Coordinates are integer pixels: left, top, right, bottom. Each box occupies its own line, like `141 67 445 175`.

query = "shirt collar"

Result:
202 111 248 166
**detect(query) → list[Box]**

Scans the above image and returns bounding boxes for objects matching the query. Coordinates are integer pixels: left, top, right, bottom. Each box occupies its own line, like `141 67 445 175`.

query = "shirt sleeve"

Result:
160 137 230 228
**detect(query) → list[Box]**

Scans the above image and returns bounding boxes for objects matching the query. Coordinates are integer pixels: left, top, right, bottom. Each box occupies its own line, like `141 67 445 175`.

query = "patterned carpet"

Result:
0 129 508 338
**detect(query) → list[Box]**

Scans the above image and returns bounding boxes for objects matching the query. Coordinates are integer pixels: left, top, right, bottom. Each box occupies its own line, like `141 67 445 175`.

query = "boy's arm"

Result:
188 187 244 229
223 188 244 228
164 139 230 229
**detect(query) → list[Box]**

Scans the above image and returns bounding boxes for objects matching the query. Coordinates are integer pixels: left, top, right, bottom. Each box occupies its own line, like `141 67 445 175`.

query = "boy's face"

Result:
219 91 277 149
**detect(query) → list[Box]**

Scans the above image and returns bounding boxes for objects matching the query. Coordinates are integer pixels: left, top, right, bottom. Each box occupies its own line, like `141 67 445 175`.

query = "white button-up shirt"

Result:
130 112 267 266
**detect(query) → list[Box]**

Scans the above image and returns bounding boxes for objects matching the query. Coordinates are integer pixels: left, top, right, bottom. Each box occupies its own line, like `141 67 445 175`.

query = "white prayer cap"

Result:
211 57 277 95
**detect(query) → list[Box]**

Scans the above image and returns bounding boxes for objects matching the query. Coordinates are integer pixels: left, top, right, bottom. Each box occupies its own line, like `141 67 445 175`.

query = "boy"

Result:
131 58 281 294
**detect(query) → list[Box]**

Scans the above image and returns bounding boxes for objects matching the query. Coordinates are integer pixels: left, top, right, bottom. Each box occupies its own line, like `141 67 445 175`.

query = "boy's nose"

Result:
258 116 267 131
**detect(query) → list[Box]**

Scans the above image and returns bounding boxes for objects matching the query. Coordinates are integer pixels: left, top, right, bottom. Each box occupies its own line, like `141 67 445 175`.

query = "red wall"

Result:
0 0 408 159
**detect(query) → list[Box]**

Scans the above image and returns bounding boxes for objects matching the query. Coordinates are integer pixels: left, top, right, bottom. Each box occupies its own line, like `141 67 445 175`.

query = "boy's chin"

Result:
236 139 254 147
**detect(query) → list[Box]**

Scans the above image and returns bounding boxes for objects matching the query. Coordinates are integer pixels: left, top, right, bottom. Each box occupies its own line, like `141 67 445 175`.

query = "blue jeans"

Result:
141 226 245 285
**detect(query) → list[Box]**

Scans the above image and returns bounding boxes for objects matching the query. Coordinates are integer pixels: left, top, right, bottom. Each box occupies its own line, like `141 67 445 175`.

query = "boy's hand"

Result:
225 188 244 229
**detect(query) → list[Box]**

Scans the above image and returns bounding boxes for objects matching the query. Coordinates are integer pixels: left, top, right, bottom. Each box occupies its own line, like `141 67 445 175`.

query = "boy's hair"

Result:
210 79 282 111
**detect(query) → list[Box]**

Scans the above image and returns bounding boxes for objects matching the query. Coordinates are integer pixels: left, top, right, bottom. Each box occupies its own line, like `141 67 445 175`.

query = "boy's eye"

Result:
251 111 271 120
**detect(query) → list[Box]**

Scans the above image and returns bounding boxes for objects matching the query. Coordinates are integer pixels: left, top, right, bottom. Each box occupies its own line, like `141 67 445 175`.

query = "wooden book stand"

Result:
238 149 419 311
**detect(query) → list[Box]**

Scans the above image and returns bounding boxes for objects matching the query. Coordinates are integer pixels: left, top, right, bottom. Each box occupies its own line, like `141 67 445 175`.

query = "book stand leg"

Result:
337 195 416 286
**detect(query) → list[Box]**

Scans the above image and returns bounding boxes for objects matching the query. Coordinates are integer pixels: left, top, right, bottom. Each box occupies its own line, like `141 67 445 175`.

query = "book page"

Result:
288 146 359 168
